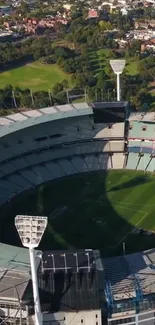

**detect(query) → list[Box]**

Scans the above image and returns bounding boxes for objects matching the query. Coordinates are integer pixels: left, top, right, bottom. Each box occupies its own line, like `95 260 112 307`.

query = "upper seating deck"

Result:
0 106 125 164
112 153 125 169
129 121 155 140
128 140 154 153
0 103 93 137
0 102 126 138
95 123 124 138
137 154 151 171
103 248 155 304
129 112 155 122
0 152 111 204
126 153 139 169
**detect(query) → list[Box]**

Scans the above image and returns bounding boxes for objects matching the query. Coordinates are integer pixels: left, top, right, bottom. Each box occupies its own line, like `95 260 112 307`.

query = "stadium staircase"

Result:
123 153 128 168
136 155 142 170
109 154 113 169
105 280 114 308
145 157 152 171
134 275 143 302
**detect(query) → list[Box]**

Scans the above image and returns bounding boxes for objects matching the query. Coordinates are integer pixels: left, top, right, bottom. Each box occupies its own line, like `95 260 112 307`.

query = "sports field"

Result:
0 48 139 91
0 62 72 91
1 169 155 257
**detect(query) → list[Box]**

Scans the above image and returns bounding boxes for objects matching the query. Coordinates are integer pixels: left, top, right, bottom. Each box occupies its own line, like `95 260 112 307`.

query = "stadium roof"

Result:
0 243 40 302
0 103 93 137
42 249 96 272
39 249 100 312
129 112 155 122
0 269 30 302
103 248 155 302
92 101 128 109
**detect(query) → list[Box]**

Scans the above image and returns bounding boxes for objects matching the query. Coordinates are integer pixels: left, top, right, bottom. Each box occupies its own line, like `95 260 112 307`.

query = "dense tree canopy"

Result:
0 3 154 111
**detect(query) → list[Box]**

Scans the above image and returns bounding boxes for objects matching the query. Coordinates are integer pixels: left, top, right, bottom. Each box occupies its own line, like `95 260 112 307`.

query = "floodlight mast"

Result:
110 60 126 101
15 215 48 325
116 73 120 101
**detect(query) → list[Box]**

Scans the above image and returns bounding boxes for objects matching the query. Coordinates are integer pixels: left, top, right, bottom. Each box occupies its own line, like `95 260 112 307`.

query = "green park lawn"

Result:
0 48 140 91
0 47 140 92
125 60 139 75
88 48 139 76
0 62 72 91
2 169 155 257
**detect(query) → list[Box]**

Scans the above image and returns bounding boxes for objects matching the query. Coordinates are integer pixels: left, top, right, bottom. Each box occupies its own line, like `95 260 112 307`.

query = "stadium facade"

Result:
1 101 155 325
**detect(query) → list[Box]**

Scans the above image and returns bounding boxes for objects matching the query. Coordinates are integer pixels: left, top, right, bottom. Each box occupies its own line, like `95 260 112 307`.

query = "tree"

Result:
99 20 112 31
16 0 30 14
80 44 88 57
147 67 155 82
74 74 87 88
33 91 50 108
43 54 56 64
20 90 33 108
130 88 152 110
55 47 75 60
128 40 141 56
63 58 76 73
61 79 69 89
87 74 97 87
52 83 63 95
96 70 108 89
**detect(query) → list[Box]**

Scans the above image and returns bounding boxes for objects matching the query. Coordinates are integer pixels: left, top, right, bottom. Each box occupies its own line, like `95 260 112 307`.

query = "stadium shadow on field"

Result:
1 170 155 259
108 174 151 193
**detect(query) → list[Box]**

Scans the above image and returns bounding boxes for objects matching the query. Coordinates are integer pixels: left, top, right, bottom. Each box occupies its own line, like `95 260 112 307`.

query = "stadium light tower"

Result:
15 215 48 325
110 59 126 101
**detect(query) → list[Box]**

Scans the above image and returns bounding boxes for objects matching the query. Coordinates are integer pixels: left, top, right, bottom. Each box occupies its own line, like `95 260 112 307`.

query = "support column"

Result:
116 73 120 101
29 247 42 325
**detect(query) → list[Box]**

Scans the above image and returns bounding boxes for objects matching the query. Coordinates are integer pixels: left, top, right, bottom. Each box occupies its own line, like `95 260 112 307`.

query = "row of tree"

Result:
0 36 59 68
0 4 155 110
0 71 153 112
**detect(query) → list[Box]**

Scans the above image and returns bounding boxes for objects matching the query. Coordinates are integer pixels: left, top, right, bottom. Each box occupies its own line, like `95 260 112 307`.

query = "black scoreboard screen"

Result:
92 101 128 123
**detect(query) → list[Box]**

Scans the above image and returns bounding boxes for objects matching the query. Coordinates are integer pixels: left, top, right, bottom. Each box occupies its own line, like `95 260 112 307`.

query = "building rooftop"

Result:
42 249 96 272
39 249 100 312
0 269 30 302
0 243 39 272
0 243 40 302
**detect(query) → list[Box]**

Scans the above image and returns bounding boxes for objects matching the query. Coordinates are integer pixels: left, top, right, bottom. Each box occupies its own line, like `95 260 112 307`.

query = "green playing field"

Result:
0 62 72 91
2 170 155 257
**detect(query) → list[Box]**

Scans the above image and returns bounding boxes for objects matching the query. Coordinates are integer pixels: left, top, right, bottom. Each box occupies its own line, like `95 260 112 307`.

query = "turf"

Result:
0 62 72 91
125 60 139 76
88 48 139 77
0 48 139 91
1 169 155 257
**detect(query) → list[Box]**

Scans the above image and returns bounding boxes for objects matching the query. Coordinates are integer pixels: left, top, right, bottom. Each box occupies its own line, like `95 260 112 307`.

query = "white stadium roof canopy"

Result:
0 103 93 137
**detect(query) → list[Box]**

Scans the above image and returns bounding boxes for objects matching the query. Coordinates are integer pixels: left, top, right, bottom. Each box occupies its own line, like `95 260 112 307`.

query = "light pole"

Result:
110 60 126 101
15 215 48 325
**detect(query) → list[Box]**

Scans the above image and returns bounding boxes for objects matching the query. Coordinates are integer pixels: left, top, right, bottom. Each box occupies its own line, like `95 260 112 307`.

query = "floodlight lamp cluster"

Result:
110 59 126 101
15 215 48 248
110 59 126 75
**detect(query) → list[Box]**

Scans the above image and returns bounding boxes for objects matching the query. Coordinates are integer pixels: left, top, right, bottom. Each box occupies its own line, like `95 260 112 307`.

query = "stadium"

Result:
1 99 155 325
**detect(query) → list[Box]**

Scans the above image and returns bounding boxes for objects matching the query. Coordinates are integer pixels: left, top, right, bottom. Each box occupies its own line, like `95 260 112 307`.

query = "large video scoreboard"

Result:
92 101 128 123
